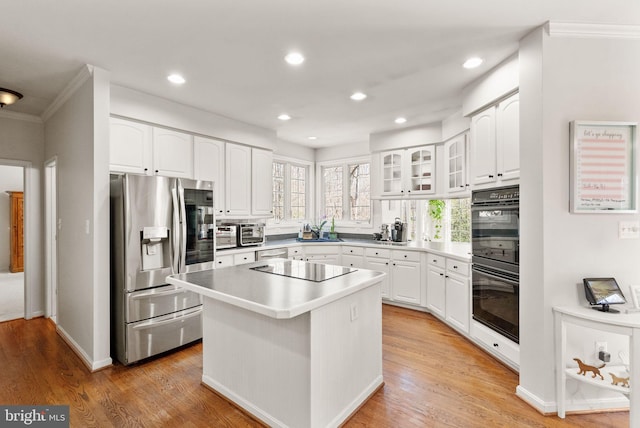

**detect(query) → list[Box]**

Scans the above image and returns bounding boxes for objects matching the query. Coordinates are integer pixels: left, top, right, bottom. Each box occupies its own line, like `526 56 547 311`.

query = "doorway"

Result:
0 164 24 322
45 158 57 324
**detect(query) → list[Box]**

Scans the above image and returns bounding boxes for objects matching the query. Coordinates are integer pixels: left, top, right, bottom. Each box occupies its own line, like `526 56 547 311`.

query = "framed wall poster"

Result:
570 121 638 213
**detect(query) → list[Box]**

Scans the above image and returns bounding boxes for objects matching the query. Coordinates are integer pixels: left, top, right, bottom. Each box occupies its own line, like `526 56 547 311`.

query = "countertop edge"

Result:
167 268 387 320
218 239 472 262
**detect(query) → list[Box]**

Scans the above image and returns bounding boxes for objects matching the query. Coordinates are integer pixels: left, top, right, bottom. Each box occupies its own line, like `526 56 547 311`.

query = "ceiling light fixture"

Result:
167 74 186 84
308 136 317 140
463 57 483 69
395 117 407 124
278 114 291 121
0 88 23 108
285 52 305 66
350 92 367 101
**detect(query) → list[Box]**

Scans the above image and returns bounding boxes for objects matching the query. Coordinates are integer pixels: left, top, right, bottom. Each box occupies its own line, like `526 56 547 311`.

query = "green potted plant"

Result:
329 216 337 240
428 200 445 241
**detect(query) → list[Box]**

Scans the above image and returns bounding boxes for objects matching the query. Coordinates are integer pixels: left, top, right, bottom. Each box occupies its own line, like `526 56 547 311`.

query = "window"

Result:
320 158 370 224
272 162 285 221
271 158 311 223
449 198 471 243
349 162 370 221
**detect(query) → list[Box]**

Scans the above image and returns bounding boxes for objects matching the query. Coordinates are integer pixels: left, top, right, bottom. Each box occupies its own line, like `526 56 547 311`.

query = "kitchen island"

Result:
167 259 386 428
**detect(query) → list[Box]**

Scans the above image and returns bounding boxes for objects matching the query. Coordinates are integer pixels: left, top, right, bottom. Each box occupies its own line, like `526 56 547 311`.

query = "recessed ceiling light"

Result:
395 117 407 124
350 92 367 101
463 57 483 69
167 74 186 84
278 114 291 121
285 52 305 66
308 136 317 140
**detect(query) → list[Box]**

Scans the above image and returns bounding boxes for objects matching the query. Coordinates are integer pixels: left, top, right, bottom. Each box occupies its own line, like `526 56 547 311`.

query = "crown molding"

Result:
0 109 43 124
547 22 640 39
41 64 94 122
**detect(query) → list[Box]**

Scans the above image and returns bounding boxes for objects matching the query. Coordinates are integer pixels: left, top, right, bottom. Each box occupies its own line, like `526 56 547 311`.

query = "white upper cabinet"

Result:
470 92 519 189
496 93 520 183
225 143 252 216
380 145 436 197
381 150 404 196
251 148 274 216
444 133 469 195
152 128 194 178
406 146 435 196
194 136 225 216
110 118 193 178
109 118 153 175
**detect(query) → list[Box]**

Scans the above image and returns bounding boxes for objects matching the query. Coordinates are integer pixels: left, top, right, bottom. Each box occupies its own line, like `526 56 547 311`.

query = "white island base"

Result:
201 283 382 427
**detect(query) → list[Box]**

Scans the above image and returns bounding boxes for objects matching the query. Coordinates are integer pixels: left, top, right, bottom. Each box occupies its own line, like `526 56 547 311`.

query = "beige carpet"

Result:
0 272 24 322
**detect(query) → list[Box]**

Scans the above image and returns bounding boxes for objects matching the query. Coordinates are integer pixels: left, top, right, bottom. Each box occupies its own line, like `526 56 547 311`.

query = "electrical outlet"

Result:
350 303 358 322
595 341 607 357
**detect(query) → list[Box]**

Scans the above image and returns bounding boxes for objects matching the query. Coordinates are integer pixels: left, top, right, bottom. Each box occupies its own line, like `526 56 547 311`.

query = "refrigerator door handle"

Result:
177 179 187 273
171 184 180 275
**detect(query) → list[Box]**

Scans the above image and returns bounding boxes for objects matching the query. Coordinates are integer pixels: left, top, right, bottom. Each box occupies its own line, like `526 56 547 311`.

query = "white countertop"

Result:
167 260 386 319
218 238 472 262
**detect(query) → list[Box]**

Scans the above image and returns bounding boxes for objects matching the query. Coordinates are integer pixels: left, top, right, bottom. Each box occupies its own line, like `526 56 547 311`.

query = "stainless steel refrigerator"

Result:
110 173 215 365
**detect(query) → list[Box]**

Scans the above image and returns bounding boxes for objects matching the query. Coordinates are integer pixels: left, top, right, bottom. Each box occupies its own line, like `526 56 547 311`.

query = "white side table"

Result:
554 306 638 424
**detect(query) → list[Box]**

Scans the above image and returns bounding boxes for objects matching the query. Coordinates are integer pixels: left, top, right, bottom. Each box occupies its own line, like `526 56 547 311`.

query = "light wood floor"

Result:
0 305 628 427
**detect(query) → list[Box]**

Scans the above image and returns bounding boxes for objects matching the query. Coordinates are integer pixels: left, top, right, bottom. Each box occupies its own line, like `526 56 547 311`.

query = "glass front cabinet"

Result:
381 150 405 195
444 133 468 194
380 146 436 197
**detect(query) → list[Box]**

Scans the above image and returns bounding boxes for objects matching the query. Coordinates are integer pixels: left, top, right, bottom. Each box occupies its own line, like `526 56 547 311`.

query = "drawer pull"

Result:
493 343 499 348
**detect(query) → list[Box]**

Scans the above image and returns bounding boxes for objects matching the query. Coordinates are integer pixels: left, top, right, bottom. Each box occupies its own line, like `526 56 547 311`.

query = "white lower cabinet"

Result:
390 251 422 305
215 254 234 269
364 248 422 305
234 251 256 266
471 320 519 369
215 250 256 268
304 245 341 265
427 254 470 335
341 246 365 268
364 252 390 299
288 246 304 260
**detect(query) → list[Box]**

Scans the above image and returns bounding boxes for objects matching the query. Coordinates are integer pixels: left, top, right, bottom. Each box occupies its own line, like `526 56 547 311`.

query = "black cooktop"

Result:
251 259 357 282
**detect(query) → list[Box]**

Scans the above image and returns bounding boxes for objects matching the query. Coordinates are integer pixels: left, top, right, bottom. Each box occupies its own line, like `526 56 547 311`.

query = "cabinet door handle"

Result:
407 190 411 193
432 259 437 263
488 174 494 178
439 273 444 276
144 168 148 172
375 252 379 255
493 343 499 348
400 190 404 193
453 265 458 269
497 173 503 177
404 255 407 258
385 262 389 265
393 263 396 266
155 169 159 174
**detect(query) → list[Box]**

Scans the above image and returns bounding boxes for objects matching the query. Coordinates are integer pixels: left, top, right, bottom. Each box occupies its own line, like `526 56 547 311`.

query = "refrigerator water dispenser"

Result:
141 226 170 271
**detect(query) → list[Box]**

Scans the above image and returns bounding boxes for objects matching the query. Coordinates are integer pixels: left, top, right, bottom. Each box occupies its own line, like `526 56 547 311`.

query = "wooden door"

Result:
7 191 24 273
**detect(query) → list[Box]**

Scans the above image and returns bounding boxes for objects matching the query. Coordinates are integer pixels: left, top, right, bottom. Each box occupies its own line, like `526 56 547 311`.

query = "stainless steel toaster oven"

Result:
237 223 265 246
215 225 237 249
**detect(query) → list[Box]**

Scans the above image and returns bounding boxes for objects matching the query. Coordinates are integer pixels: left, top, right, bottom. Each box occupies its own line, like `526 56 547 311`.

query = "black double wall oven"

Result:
471 185 519 344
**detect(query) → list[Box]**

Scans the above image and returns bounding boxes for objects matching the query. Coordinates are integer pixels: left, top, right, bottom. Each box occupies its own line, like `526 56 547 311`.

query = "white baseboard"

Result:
516 385 629 415
202 374 383 428
56 325 112 372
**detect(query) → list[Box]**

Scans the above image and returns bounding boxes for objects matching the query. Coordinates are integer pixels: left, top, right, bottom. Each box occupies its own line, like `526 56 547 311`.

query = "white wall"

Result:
369 123 441 153
0 166 24 271
111 85 277 150
274 139 315 161
44 65 112 370
462 54 519 116
518 25 640 411
0 113 45 317
315 142 370 162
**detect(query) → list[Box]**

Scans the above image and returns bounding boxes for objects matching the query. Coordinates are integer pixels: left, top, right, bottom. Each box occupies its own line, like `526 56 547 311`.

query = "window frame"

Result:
316 156 372 228
269 155 314 227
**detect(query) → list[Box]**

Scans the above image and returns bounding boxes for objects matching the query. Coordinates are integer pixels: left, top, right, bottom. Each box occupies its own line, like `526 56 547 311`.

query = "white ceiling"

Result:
2 1 639 148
